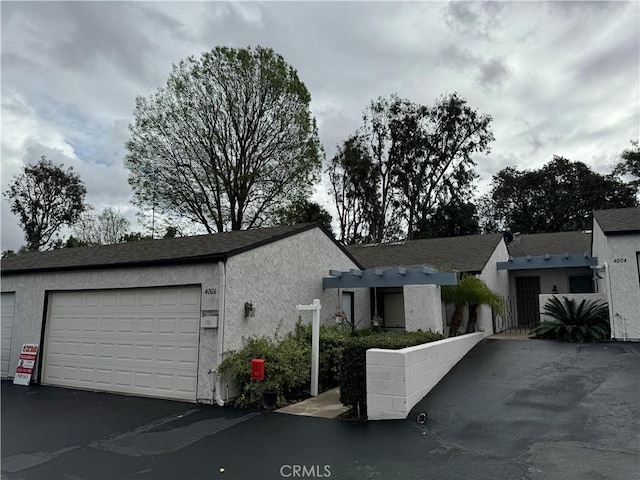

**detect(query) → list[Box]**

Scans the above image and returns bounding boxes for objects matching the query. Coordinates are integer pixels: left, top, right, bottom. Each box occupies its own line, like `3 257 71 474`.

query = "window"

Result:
569 276 594 293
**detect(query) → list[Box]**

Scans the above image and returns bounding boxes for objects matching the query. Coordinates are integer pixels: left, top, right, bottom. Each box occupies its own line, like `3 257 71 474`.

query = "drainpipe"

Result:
215 260 227 406
603 262 615 340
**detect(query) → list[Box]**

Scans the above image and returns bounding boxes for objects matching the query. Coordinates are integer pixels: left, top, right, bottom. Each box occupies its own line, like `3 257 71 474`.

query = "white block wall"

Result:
366 332 484 420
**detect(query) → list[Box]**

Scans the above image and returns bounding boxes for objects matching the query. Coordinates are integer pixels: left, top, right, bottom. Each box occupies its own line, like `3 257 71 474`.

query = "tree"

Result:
125 45 322 234
328 93 493 243
73 206 130 245
328 135 381 244
441 274 503 337
414 200 480 239
3 156 86 251
275 199 333 234
122 232 154 243
1 246 30 258
613 140 640 196
390 93 493 239
483 156 637 234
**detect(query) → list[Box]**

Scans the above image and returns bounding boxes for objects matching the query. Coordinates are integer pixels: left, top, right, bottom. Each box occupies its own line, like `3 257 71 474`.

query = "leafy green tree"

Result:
73 206 130 245
3 156 87 251
328 134 381 244
613 140 639 195
329 93 493 243
275 199 333 234
125 46 322 234
390 93 493 239
483 156 637 233
441 274 503 337
1 246 30 258
162 226 180 238
64 235 91 248
328 97 407 244
414 200 480 238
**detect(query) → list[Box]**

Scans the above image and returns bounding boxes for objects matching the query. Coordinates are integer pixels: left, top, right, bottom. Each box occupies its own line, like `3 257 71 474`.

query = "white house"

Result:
496 231 597 331
345 234 510 337
592 207 640 341
0 224 369 403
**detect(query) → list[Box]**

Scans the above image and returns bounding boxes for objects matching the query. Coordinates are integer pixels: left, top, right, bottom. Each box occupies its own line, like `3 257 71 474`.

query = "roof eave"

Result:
0 254 227 276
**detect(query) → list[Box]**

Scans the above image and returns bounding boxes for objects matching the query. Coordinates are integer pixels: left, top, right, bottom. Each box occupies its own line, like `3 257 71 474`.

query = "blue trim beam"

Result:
323 267 457 289
497 253 598 271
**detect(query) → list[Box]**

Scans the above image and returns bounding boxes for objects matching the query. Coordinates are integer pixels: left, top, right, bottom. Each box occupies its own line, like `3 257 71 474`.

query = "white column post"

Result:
297 299 321 396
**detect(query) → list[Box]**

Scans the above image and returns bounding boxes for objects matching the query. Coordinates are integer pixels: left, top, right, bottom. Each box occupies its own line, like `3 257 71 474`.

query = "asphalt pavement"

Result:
2 339 639 480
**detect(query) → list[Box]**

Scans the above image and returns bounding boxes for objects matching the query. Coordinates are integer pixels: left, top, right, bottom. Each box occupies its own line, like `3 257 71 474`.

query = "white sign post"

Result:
297 299 321 396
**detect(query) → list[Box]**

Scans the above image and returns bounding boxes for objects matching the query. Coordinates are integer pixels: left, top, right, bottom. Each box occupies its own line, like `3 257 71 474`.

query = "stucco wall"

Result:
403 285 443 334
366 332 484 420
477 238 510 336
0 264 220 402
592 221 640 340
223 227 369 354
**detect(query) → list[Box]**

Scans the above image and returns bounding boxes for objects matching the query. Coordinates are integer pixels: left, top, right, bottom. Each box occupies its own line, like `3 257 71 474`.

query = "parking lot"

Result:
2 339 639 480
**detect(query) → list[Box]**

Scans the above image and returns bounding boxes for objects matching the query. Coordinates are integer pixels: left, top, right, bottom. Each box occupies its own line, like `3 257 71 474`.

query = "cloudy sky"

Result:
1 1 638 251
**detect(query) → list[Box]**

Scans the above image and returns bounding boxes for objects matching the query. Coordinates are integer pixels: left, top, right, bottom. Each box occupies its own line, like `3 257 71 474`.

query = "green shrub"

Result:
291 322 349 390
339 330 444 417
217 334 310 408
531 296 610 342
217 322 349 408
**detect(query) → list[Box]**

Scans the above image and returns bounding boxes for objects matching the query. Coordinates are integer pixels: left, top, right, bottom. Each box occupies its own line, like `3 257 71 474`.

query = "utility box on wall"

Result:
201 310 219 328
250 359 265 380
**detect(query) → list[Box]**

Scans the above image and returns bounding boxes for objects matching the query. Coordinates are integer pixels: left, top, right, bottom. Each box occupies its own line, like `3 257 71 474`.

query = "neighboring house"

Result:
496 231 597 331
0 224 368 403
345 234 509 337
592 207 640 341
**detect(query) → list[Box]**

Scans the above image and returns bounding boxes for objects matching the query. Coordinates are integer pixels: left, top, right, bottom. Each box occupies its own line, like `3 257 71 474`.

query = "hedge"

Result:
217 322 350 408
339 330 444 417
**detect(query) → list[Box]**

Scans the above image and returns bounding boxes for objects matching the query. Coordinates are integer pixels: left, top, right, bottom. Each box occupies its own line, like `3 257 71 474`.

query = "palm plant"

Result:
442 274 504 337
531 296 610 342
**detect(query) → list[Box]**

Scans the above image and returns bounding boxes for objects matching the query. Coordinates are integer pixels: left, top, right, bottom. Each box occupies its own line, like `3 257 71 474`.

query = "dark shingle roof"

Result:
507 231 592 257
1 223 339 275
593 207 640 234
346 234 503 273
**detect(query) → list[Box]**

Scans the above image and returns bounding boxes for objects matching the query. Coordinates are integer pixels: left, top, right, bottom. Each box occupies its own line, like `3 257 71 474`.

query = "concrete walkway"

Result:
275 387 347 419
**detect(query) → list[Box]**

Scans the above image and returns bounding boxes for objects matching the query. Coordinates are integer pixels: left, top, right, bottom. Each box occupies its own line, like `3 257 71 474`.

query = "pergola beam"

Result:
497 253 598 271
323 266 456 289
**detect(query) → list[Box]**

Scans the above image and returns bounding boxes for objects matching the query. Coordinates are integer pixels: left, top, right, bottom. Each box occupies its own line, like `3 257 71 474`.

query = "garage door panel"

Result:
44 286 200 401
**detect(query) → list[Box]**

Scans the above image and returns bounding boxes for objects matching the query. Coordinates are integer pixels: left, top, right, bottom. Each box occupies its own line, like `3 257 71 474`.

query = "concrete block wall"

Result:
366 332 484 420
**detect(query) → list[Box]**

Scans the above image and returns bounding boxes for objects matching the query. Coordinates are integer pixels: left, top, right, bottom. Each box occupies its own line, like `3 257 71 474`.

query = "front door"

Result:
515 276 540 328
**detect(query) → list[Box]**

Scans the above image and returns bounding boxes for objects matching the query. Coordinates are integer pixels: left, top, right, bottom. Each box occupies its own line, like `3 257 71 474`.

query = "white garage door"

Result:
1 292 15 379
44 286 201 401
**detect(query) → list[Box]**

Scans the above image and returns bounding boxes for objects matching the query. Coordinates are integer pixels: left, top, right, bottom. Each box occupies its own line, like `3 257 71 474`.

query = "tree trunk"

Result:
465 304 479 333
448 307 465 337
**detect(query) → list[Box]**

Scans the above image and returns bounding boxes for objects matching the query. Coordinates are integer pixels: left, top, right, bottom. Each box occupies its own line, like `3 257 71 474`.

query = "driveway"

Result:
2 339 639 480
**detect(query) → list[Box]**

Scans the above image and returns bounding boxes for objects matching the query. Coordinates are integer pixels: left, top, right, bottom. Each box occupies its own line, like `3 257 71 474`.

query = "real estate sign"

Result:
13 344 39 386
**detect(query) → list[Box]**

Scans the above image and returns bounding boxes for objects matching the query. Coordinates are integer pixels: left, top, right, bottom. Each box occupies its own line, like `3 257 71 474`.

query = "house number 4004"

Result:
613 258 627 263
204 288 217 295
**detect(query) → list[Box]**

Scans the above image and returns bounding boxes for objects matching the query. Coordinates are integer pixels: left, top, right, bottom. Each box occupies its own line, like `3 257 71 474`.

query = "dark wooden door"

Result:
515 276 541 327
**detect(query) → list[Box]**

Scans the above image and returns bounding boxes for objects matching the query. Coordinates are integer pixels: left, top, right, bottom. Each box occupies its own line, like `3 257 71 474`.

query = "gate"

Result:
493 295 540 334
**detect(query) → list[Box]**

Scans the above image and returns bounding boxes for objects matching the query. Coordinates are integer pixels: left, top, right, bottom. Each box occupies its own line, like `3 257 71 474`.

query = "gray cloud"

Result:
443 1 505 40
1 1 638 251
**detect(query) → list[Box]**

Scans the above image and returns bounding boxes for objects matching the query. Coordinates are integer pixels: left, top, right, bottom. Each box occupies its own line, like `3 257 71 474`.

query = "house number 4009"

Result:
613 258 627 263
204 288 217 295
